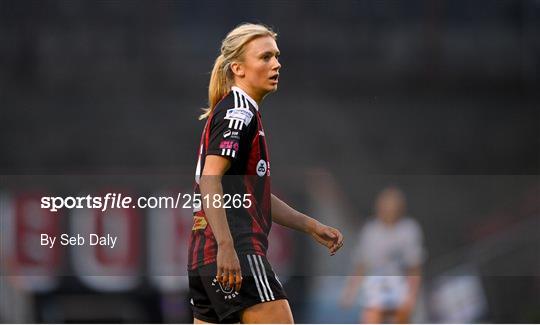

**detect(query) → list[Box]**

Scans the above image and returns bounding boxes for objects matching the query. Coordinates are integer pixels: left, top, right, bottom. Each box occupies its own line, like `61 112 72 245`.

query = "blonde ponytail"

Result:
199 23 277 120
199 54 231 120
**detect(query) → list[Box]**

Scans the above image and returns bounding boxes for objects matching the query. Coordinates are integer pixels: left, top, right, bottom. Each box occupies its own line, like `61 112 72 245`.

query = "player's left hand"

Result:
310 222 344 255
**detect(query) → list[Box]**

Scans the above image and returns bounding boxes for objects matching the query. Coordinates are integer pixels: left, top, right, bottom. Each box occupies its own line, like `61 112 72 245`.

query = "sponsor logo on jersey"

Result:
225 108 253 126
219 140 239 151
223 130 240 139
256 160 267 177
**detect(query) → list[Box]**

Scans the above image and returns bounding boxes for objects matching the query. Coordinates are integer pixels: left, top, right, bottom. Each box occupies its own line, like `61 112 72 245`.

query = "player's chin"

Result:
267 84 278 92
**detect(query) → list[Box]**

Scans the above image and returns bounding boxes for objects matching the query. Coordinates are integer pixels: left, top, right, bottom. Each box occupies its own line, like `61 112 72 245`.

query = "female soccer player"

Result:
340 186 424 324
188 23 344 323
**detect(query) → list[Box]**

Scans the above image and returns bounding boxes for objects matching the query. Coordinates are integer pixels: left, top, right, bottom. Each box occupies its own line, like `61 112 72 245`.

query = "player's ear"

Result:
230 61 245 78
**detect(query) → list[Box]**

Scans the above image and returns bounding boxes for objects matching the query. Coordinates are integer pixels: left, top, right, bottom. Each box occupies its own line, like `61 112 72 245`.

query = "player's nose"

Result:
272 57 281 71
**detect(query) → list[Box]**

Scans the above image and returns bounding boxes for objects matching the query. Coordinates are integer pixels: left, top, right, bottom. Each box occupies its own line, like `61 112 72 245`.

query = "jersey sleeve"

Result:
206 106 255 160
352 226 368 266
402 218 425 267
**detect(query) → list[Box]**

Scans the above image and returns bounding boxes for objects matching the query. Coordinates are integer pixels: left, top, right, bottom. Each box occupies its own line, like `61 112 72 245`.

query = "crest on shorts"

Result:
211 278 239 300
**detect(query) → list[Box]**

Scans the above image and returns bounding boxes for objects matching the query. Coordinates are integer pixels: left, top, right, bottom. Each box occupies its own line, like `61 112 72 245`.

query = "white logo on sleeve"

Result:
256 160 267 177
225 108 253 126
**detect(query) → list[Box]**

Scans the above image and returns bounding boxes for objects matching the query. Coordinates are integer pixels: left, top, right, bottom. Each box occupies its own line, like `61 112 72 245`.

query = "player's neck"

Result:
232 83 263 106
379 215 400 227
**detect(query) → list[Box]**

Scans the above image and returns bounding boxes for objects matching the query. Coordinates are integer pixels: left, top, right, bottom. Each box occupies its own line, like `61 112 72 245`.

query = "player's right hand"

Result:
216 242 242 292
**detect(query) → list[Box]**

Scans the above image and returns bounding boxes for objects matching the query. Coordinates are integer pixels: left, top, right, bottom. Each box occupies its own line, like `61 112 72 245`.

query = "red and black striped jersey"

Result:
188 86 272 270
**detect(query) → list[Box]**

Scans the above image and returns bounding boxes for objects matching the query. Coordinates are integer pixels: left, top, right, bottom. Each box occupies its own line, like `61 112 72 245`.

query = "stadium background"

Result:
1 0 539 323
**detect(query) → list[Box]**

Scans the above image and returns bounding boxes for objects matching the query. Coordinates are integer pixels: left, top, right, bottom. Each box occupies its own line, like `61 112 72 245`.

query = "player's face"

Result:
375 191 405 223
237 36 281 101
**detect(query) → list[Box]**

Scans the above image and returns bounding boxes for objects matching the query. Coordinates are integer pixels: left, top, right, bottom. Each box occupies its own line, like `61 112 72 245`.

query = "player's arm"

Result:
401 223 424 310
340 263 364 308
397 223 424 321
271 194 343 255
199 155 242 292
405 265 422 304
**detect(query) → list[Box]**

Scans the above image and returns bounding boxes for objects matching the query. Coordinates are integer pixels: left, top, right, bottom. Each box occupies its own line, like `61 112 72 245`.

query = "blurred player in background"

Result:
188 23 344 323
341 186 424 323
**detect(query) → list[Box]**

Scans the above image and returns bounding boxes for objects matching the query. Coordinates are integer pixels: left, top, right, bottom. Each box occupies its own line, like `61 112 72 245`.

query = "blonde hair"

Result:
199 23 277 120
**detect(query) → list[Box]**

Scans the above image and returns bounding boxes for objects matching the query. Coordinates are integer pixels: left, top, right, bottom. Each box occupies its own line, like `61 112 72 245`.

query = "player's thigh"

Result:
362 307 384 324
392 309 410 324
194 317 215 324
240 299 293 324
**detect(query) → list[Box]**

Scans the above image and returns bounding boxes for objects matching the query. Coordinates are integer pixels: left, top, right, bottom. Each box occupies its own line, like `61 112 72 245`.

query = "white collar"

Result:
231 86 259 111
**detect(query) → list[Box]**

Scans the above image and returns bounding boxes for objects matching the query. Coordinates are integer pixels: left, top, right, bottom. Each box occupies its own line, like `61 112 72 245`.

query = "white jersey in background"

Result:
352 217 424 309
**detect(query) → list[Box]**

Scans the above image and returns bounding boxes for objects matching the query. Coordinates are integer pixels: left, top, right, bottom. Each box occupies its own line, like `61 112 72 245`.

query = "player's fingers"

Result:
227 271 235 290
330 239 343 253
226 267 235 286
326 240 334 249
235 271 242 292
216 266 224 283
331 228 343 244
336 230 344 246
222 272 229 286
319 232 334 247
327 238 338 252
325 227 337 239
330 238 343 254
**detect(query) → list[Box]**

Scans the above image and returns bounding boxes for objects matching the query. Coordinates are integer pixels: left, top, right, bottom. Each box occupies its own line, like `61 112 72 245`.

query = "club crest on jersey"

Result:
225 108 253 126
211 278 239 300
256 159 268 177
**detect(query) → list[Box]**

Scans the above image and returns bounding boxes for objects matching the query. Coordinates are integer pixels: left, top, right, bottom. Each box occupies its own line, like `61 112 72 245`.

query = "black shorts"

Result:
188 253 288 323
